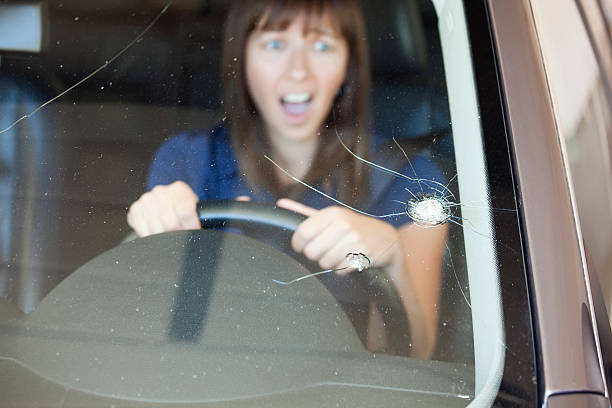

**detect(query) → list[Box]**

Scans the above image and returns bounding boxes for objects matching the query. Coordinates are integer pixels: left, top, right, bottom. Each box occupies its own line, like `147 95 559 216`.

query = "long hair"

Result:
221 0 371 203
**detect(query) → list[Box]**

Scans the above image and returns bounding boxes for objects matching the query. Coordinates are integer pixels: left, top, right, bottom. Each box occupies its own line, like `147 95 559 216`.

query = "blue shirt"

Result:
147 125 446 228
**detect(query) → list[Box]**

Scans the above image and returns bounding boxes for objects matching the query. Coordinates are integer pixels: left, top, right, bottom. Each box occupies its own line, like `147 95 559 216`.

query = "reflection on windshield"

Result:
0 0 522 406
0 3 172 136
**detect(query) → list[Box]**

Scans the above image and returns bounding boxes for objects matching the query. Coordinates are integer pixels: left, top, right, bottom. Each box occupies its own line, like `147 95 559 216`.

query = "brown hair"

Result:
221 0 371 203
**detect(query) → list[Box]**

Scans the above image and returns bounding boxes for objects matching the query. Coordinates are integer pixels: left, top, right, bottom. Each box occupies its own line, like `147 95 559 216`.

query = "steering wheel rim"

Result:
197 199 306 232
122 199 306 244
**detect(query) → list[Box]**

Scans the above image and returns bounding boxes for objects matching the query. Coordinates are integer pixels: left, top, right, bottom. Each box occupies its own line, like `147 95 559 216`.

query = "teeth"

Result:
282 93 311 103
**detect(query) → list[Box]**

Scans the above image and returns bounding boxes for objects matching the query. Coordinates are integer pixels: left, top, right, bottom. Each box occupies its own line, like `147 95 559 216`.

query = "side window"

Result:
531 0 612 321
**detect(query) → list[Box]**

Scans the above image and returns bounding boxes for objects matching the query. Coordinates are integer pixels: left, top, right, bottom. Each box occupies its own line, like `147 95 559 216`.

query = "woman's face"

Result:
245 11 349 146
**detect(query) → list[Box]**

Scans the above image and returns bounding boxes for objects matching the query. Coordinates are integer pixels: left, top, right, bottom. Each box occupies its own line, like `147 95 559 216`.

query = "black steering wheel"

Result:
196 199 306 232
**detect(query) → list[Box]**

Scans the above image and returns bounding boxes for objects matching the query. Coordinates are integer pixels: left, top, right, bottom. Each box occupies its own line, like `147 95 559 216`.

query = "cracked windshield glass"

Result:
0 0 523 406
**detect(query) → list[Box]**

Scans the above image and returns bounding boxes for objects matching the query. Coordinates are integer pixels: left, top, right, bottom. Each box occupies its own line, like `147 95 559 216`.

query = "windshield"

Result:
0 0 532 406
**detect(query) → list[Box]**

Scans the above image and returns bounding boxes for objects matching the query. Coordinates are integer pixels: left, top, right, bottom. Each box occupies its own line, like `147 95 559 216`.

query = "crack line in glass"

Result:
0 2 173 136
266 121 524 360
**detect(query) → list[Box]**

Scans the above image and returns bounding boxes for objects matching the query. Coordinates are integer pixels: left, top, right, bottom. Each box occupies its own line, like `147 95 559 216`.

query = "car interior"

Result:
0 0 483 405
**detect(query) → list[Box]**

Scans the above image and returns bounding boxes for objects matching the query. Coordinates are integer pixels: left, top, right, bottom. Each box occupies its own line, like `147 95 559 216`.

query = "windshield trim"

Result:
467 0 539 405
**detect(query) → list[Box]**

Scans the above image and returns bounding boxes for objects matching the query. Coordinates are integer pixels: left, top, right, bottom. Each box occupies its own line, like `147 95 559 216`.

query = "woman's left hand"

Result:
276 198 401 273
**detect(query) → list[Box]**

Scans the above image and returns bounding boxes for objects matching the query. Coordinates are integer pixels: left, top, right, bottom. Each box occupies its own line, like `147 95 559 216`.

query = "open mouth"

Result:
281 93 312 116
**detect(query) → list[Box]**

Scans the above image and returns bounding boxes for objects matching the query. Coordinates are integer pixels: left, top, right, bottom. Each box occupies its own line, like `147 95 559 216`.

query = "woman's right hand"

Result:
127 180 201 237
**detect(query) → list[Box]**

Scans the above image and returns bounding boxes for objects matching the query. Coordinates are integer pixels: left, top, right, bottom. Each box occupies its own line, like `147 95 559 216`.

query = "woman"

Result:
127 0 447 359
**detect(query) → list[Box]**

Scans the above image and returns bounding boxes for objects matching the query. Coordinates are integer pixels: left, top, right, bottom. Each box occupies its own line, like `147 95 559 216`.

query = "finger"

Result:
167 181 200 230
127 203 150 237
143 187 183 234
301 220 353 263
172 198 200 230
276 198 318 217
152 189 184 231
235 195 252 202
145 205 167 235
178 212 201 230
131 203 159 237
291 207 343 253
319 234 365 275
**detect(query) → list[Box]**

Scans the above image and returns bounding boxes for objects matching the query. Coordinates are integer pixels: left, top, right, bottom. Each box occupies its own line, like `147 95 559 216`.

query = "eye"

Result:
265 39 285 50
313 40 331 52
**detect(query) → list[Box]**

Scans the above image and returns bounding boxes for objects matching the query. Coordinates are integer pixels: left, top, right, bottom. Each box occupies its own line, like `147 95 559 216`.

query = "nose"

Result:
287 46 310 81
